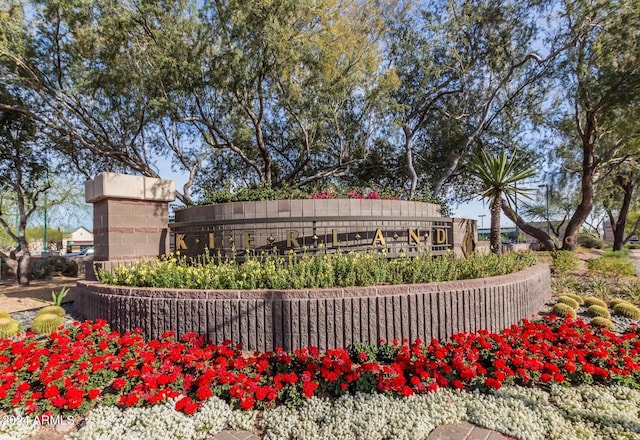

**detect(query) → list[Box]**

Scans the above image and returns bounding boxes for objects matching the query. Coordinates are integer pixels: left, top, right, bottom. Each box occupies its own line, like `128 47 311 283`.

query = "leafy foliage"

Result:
586 256 636 277
27 256 78 280
577 233 604 249
97 251 538 290
551 251 579 275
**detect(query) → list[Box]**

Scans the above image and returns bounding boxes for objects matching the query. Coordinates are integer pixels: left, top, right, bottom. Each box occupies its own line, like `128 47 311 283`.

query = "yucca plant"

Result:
556 296 580 310
590 317 615 331
466 150 536 254
587 305 611 319
587 278 613 297
551 303 577 318
620 280 640 302
0 318 21 338
51 287 70 306
613 302 640 319
30 313 63 335
36 305 66 318
0 311 10 319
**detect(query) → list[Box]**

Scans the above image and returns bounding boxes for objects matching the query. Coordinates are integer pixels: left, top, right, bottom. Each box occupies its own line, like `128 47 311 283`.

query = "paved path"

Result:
210 422 513 440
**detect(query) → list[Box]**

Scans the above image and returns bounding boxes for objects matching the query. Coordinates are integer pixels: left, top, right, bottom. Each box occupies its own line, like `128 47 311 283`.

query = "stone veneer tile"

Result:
290 200 303 216
278 200 290 213
269 290 306 300
308 288 344 299
370 200 382 216
338 199 350 215
359 199 372 216
343 286 378 299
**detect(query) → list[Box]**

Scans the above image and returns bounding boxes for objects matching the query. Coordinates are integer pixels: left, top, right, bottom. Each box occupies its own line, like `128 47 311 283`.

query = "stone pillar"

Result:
85 173 176 276
452 217 477 257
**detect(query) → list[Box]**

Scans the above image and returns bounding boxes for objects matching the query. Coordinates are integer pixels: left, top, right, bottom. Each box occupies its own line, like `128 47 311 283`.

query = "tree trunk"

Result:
562 111 597 251
14 233 31 286
403 126 418 199
490 193 502 254
0 255 17 279
501 200 557 251
17 254 30 285
609 176 635 251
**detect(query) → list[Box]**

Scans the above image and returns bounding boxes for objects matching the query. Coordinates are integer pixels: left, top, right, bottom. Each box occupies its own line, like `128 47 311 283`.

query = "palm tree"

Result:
467 150 537 254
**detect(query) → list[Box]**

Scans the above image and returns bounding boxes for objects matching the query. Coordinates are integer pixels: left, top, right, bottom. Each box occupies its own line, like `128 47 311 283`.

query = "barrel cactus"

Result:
551 303 577 318
609 298 631 308
590 317 615 331
30 313 63 335
36 305 66 318
0 318 21 339
587 305 611 319
564 293 584 305
584 297 607 308
613 302 640 319
556 296 580 310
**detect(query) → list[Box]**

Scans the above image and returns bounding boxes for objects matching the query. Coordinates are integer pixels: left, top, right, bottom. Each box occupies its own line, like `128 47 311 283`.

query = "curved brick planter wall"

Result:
75 264 550 351
170 199 457 259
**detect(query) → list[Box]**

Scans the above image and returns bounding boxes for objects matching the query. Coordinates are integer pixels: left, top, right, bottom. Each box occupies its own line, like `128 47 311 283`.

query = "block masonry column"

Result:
452 217 477 257
85 173 176 272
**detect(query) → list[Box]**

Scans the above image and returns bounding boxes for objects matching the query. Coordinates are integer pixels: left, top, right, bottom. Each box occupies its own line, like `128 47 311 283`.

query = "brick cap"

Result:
85 172 176 203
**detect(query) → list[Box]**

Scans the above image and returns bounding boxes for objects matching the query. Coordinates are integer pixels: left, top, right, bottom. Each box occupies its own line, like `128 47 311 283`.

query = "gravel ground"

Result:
9 299 640 338
10 303 85 333
539 297 640 334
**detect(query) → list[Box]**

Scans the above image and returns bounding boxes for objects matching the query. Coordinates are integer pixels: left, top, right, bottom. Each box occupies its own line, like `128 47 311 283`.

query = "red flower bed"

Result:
0 316 638 417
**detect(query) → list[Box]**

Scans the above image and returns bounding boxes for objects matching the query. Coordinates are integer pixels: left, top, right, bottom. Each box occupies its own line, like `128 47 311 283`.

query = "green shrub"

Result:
556 295 580 310
0 311 10 319
0 318 20 338
97 250 538 290
613 302 640 319
590 317 615 330
199 183 422 205
551 303 576 318
349 341 400 364
586 256 635 277
551 251 579 275
587 305 611 319
54 257 78 277
28 258 54 280
602 248 630 259
577 233 604 249
30 314 63 335
28 256 78 280
584 297 607 308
